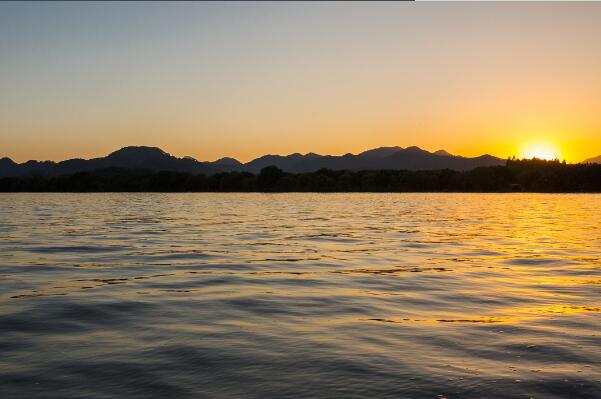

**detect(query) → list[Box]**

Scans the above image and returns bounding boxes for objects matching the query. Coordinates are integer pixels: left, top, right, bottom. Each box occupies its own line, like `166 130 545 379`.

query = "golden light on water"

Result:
519 142 562 160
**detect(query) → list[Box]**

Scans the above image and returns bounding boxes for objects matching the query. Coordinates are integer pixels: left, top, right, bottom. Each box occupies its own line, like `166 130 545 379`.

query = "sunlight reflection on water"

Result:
0 193 600 398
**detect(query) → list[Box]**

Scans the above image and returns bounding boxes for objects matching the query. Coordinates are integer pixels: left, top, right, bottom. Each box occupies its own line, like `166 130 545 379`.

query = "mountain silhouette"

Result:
0 145 506 178
583 155 601 164
434 149 453 157
244 152 322 173
357 146 404 158
213 157 243 167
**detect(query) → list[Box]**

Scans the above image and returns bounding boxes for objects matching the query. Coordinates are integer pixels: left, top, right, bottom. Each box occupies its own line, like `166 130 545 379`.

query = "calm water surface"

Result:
0 193 600 398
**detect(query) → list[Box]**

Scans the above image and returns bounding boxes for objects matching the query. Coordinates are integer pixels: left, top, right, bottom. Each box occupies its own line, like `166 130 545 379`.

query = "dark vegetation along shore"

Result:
1 159 601 193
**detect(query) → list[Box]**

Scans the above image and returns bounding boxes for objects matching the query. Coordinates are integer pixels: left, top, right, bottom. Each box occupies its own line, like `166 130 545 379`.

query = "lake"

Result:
0 193 600 398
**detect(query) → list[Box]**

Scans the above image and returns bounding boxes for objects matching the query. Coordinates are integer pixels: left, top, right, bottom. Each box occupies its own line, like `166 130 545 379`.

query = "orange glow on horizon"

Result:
519 141 562 161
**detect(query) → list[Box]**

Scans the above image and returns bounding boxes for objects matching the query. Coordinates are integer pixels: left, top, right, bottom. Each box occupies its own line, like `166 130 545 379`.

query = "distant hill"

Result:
583 155 601 164
357 146 404 158
0 147 235 178
0 145 506 178
433 149 453 157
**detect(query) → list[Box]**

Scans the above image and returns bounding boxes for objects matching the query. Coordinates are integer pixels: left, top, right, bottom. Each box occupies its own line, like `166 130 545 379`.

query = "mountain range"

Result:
0 145 510 178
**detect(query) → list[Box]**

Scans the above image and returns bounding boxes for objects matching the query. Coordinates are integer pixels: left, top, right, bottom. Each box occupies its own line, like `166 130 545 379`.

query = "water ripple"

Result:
0 193 600 398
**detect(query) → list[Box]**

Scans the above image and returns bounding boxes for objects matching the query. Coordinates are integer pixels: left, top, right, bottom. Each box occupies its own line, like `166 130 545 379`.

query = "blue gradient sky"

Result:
1 1 600 162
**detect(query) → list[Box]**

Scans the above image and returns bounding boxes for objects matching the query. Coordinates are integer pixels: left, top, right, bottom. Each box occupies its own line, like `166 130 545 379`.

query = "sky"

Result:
1 1 600 163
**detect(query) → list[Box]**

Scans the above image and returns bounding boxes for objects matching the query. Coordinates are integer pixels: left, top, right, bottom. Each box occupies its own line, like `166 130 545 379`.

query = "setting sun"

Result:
519 142 562 161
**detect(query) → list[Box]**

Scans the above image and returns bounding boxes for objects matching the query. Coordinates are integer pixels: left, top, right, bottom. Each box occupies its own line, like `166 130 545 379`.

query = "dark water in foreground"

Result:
0 193 600 398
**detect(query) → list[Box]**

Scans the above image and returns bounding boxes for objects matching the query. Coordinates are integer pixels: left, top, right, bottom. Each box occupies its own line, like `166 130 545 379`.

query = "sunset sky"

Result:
1 1 600 163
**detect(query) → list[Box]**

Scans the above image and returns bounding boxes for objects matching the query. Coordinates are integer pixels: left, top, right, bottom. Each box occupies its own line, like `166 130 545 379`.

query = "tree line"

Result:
1 158 600 193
